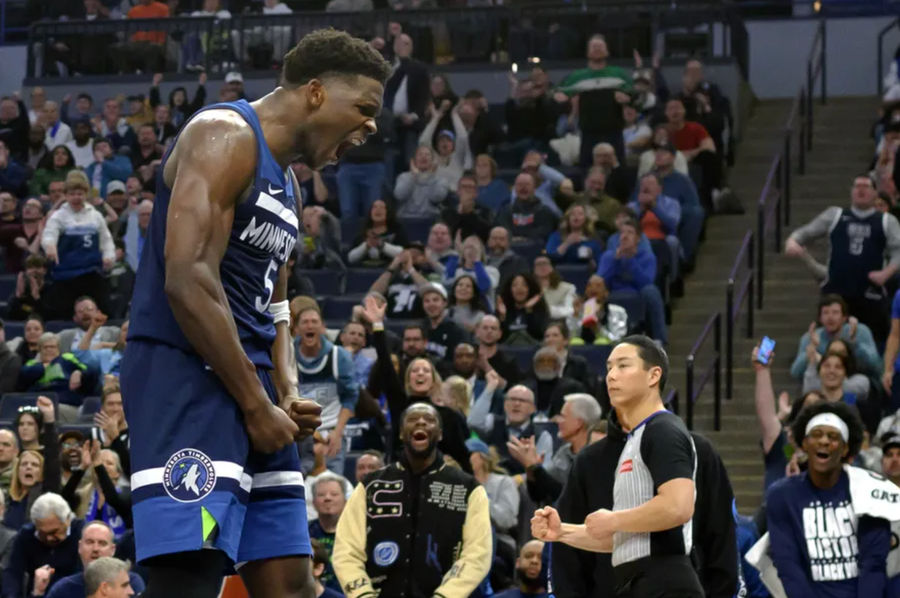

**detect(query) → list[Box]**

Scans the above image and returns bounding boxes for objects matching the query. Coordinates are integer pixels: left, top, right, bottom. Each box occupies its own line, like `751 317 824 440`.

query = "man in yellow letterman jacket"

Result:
333 401 492 597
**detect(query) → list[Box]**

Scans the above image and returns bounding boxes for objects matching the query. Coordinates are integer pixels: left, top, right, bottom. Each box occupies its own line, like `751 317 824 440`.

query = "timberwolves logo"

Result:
163 449 216 503
373 541 399 566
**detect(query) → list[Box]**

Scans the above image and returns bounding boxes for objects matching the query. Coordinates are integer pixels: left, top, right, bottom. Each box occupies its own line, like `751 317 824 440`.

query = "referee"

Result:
532 335 703 597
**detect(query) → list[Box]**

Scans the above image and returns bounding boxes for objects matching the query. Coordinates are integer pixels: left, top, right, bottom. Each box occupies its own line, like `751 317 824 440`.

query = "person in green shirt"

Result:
555 35 632 168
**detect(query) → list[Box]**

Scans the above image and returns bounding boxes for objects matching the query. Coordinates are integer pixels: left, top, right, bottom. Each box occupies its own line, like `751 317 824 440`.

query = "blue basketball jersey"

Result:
55 226 101 280
128 100 299 368
824 208 887 298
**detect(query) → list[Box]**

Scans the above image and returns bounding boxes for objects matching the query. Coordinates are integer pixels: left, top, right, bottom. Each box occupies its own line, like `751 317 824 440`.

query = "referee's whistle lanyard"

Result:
624 409 668 438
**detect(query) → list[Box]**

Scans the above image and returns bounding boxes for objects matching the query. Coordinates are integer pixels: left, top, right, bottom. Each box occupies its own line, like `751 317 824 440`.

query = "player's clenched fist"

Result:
245 403 299 453
531 506 562 542
281 396 322 440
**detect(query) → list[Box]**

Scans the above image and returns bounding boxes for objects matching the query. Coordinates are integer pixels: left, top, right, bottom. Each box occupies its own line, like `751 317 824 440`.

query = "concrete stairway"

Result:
664 97 878 514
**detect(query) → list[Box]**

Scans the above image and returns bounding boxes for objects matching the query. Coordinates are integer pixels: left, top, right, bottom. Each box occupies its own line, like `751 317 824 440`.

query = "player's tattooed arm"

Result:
163 112 298 453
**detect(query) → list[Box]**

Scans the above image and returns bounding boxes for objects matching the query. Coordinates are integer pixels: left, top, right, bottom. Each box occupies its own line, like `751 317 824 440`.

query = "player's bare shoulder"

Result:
163 109 258 190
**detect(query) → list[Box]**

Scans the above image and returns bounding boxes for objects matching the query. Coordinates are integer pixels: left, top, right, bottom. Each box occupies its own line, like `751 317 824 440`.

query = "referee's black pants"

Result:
613 555 705 598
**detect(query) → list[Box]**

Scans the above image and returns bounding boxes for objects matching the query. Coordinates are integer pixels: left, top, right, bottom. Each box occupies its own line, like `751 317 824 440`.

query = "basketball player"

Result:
120 30 390 597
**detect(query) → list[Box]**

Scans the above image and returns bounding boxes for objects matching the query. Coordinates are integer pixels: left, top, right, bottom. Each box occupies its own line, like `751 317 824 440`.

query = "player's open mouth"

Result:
335 139 361 160
813 450 832 464
411 430 429 446
22 472 35 483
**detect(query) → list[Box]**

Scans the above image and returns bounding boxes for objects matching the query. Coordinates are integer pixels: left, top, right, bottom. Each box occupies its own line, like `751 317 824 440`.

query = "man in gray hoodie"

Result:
393 145 449 218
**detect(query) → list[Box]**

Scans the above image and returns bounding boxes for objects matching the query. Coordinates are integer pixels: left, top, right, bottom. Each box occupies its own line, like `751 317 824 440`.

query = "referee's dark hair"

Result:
790 401 864 460
615 335 669 392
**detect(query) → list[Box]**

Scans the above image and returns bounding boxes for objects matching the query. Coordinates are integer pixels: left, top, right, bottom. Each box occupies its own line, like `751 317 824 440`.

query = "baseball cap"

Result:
882 432 900 451
437 129 455 142
106 181 126 195
225 71 243 84
59 430 85 445
654 141 676 155
419 282 448 301
465 438 490 456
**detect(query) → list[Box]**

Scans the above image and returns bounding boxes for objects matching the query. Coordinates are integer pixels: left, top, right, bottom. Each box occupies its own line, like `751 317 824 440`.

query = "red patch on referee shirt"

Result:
619 459 633 473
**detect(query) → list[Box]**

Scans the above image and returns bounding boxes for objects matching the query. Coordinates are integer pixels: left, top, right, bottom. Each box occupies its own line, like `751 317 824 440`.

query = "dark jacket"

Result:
17 353 97 407
525 376 587 417
497 197 559 241
485 349 522 388
467 111 505 156
440 205 493 243
562 353 593 394
384 58 430 124
2 519 84 598
0 100 29 161
551 414 739 598
505 96 557 144
0 342 21 394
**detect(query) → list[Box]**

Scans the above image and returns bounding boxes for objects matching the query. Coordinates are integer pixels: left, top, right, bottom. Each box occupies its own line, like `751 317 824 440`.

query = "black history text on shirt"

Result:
802 499 860 582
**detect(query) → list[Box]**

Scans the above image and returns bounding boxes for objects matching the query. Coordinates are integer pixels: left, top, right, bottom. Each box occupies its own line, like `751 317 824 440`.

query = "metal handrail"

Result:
685 312 722 431
756 154 782 310
877 17 900 98
664 388 679 415
725 230 754 398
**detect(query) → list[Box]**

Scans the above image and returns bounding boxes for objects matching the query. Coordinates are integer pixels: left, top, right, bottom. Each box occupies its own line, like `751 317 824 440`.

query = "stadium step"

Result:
663 96 878 515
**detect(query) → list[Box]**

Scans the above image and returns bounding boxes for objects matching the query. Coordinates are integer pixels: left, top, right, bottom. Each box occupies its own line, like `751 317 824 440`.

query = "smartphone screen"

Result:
758 336 776 364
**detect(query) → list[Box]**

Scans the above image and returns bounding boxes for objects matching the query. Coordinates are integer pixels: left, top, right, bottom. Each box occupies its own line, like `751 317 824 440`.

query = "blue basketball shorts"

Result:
120 340 311 566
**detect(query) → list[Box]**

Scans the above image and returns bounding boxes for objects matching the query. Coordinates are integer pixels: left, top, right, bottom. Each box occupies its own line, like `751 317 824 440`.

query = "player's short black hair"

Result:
282 28 391 88
614 334 669 392
790 400 864 460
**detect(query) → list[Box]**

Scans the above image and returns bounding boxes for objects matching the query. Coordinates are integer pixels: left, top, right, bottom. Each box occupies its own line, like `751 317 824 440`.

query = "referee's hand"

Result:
585 508 616 540
531 506 561 542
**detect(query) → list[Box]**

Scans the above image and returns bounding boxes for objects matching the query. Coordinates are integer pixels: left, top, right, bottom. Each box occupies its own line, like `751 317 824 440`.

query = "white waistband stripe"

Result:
131 460 253 493
251 471 305 489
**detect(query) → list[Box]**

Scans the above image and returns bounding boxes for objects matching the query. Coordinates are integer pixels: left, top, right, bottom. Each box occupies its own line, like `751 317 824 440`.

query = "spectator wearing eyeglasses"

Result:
58 430 88 490
3 493 85 598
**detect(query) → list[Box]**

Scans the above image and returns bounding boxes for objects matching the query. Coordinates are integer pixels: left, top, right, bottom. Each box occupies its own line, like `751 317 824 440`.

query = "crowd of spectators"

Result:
0 8 776 597
728 89 900 597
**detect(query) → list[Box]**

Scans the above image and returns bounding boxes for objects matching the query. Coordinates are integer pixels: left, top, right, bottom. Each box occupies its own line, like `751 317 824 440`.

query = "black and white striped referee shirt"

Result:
611 410 697 568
